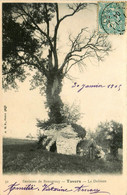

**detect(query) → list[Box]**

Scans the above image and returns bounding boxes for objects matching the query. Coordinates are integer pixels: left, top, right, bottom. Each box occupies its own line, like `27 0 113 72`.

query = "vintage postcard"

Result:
0 0 127 195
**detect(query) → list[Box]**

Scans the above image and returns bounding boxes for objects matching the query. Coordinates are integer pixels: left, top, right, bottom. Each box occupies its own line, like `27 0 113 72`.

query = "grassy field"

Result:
3 138 122 174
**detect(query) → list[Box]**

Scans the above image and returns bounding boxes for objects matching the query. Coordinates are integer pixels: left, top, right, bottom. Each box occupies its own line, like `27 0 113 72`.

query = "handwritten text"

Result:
72 82 122 92
4 182 110 195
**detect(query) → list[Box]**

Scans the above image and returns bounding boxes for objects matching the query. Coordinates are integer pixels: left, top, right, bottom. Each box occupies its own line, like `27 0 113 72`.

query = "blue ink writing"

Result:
4 182 110 195
4 182 39 195
72 82 122 92
42 183 72 192
74 184 110 194
107 84 122 91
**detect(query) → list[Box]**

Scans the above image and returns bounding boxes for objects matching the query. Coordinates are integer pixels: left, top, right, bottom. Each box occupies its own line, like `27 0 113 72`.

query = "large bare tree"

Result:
2 3 111 124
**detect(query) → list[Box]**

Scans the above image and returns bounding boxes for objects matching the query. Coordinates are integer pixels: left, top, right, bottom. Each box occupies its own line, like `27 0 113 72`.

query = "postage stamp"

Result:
98 2 126 34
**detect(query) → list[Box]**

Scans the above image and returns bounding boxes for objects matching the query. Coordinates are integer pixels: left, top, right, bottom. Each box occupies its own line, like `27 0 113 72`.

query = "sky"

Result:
2 3 126 138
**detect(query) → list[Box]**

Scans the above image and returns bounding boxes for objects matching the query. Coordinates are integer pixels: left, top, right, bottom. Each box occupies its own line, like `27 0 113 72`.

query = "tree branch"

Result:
44 4 50 36
2 62 26 75
53 4 87 70
3 48 48 77
55 3 59 23
16 4 54 52
59 3 87 23
52 3 61 69
59 30 111 73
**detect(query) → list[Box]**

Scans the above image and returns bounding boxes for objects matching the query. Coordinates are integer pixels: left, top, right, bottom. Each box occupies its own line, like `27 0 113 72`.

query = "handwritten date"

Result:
72 82 122 92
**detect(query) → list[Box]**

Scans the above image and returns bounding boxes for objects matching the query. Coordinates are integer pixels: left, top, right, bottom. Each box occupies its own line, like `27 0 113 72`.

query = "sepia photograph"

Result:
2 1 125 177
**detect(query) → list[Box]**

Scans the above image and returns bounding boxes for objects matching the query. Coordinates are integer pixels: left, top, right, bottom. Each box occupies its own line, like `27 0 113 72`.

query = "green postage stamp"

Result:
98 2 126 34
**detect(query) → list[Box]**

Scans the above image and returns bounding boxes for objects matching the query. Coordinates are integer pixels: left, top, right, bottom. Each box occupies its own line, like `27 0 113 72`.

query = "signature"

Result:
4 182 110 195
4 182 39 195
72 82 122 92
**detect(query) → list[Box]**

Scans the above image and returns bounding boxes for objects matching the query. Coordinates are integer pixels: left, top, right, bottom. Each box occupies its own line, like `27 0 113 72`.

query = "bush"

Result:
71 123 86 139
95 120 123 158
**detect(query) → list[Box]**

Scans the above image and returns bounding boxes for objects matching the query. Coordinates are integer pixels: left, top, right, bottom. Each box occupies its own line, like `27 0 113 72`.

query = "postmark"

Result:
98 2 126 34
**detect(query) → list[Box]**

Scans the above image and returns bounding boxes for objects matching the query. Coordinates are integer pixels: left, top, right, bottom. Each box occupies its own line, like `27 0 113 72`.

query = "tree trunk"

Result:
46 73 65 124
